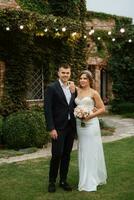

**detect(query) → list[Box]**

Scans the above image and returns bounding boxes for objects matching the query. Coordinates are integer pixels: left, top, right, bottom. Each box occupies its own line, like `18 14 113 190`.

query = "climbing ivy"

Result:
86 11 134 104
0 1 87 115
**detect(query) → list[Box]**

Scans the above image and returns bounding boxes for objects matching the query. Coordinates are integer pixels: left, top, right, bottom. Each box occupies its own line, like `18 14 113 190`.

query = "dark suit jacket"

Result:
44 80 76 132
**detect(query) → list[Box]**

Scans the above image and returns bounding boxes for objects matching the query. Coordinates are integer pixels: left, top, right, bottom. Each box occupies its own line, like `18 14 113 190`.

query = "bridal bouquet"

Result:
74 106 90 127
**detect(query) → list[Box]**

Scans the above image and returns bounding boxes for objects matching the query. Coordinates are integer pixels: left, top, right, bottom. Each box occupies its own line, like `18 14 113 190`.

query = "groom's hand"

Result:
68 81 76 93
50 129 58 140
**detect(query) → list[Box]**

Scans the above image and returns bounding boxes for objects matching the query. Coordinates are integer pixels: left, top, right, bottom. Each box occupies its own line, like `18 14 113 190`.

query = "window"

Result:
27 67 44 101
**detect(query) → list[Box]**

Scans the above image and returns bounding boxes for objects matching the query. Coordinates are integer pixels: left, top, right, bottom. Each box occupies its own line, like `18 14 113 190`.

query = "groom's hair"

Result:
58 63 71 70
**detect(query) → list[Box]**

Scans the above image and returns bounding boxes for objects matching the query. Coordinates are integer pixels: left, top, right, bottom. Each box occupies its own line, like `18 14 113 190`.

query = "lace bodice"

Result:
75 96 94 112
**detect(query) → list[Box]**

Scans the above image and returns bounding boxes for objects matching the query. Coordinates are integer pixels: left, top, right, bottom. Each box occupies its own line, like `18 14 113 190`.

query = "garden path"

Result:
0 115 133 164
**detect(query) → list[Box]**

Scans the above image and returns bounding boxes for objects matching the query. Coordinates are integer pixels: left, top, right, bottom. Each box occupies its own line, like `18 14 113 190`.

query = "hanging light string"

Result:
85 25 133 43
4 22 133 43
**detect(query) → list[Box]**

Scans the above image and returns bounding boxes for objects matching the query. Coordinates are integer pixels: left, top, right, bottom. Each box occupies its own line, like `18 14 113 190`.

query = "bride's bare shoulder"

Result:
92 89 100 97
90 88 98 97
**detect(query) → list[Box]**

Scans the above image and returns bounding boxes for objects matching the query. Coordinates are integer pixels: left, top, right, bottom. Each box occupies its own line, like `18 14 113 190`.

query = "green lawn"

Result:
0 137 134 200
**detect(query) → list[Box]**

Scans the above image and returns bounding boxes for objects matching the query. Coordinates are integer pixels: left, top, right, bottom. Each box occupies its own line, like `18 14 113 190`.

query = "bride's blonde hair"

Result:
79 70 94 88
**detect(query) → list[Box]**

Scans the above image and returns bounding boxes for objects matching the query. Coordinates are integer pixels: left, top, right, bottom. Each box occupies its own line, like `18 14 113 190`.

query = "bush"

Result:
0 115 3 144
122 113 134 118
110 101 134 114
2 110 49 149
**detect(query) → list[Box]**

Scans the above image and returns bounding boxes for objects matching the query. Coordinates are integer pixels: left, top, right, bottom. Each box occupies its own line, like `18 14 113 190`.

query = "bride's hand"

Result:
84 111 94 121
83 113 91 121
92 107 98 113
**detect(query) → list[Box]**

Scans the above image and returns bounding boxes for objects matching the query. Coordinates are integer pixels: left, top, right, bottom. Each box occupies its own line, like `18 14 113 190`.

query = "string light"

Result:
62 27 66 32
108 31 112 35
128 39 132 43
3 23 133 44
71 32 77 37
88 27 95 35
44 28 48 32
112 38 115 42
19 25 24 30
6 27 10 31
120 28 125 33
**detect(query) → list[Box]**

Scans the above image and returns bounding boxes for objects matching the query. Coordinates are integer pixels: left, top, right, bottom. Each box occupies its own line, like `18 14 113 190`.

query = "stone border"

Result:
0 115 133 164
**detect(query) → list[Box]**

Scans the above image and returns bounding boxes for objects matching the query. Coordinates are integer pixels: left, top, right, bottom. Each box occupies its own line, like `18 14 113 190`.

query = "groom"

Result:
44 63 76 193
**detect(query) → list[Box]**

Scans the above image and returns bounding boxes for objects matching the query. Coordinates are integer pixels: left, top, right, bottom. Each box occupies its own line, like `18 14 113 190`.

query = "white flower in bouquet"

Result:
74 106 91 127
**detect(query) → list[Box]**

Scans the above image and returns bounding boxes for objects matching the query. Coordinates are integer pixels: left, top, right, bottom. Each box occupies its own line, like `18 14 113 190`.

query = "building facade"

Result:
0 1 114 105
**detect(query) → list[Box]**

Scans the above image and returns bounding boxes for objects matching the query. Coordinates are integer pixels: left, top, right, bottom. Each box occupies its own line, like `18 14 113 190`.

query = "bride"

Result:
74 70 107 192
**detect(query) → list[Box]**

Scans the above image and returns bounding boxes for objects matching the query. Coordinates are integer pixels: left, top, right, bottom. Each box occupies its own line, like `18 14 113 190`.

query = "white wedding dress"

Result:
75 96 107 192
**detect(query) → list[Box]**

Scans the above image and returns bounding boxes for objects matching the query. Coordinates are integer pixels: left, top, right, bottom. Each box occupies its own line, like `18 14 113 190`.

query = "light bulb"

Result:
6 27 10 31
44 28 48 32
91 29 94 34
62 27 66 32
120 28 125 33
128 39 132 43
20 25 24 30
72 32 77 37
108 31 111 35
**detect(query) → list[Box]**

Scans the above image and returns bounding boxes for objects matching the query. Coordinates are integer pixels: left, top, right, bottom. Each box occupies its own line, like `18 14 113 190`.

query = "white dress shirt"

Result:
59 79 71 104
59 79 71 119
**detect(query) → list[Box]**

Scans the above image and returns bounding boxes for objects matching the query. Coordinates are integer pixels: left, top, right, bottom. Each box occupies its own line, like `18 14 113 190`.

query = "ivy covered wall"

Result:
108 26 134 103
0 1 87 116
0 1 133 116
86 11 134 104
16 0 86 20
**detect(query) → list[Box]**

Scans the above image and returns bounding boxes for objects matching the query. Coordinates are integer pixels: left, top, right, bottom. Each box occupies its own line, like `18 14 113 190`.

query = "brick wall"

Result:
0 61 5 101
0 0 20 9
85 18 114 97
86 18 115 31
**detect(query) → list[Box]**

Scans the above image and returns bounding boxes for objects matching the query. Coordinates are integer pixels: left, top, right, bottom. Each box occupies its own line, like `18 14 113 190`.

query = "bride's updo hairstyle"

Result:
79 70 94 88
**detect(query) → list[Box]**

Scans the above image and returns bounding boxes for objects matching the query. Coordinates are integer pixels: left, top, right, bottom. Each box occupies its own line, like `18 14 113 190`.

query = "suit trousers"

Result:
49 120 75 183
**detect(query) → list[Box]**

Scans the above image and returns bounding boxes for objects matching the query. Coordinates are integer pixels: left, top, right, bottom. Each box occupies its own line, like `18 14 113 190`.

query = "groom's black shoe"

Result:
59 181 72 191
48 182 56 193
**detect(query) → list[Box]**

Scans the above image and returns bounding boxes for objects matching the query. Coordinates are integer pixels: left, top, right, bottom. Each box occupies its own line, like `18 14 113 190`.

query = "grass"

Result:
0 137 134 200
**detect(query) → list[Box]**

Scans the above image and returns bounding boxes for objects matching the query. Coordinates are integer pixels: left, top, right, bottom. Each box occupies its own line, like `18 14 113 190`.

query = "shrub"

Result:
2 110 49 149
0 115 3 144
110 101 134 114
